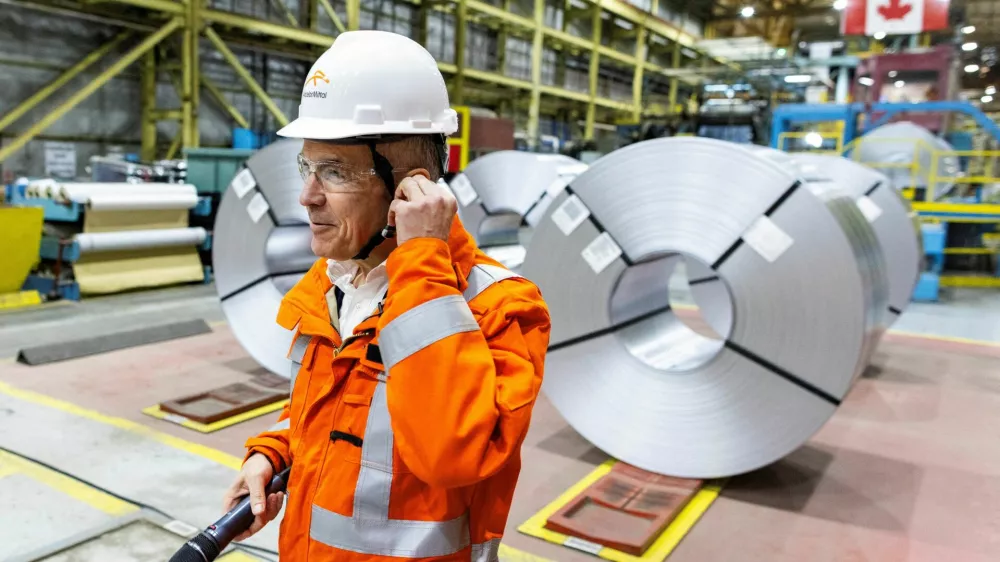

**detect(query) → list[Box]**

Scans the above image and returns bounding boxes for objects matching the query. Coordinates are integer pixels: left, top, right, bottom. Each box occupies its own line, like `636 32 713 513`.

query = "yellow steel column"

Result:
584 5 602 140
182 0 194 148
189 0 201 147
347 0 360 30
455 0 467 105
667 38 680 112
631 26 648 122
203 26 289 127
526 0 544 148
141 50 158 161
0 30 131 133
0 19 182 164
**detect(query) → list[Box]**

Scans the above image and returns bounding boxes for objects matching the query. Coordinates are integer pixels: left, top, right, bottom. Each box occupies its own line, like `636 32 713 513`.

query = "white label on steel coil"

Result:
564 537 604 555
856 196 883 222
551 194 591 236
545 176 571 198
449 173 478 207
246 192 270 223
742 216 793 263
581 232 623 274
231 168 257 199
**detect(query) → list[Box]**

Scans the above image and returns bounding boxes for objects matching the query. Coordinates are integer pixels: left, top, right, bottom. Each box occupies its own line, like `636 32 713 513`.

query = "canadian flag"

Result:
841 0 950 36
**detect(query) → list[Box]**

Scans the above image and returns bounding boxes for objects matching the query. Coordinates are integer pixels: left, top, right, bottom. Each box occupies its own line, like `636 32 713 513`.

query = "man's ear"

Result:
404 168 431 181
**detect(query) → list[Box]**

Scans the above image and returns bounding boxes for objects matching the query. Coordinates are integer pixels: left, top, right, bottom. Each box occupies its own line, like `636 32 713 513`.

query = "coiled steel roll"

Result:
213 140 314 377
522 137 887 478
851 121 958 197
792 153 921 323
450 151 587 268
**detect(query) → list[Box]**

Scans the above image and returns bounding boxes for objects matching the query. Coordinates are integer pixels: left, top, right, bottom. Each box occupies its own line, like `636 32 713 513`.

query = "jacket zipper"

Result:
334 329 374 356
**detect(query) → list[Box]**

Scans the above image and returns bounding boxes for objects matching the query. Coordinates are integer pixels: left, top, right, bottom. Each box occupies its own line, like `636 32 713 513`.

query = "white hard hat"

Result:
277 30 458 140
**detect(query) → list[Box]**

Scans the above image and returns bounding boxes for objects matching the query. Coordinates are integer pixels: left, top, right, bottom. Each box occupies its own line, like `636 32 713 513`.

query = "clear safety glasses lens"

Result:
297 154 373 193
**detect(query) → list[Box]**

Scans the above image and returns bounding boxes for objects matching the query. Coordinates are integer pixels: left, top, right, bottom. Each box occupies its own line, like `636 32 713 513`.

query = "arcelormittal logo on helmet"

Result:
303 69 329 99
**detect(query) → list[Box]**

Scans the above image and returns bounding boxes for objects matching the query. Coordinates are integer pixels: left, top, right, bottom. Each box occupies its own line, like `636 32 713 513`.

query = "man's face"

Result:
299 140 392 260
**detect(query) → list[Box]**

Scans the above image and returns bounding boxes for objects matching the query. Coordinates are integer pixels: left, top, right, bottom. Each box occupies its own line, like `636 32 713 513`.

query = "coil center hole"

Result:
609 254 734 373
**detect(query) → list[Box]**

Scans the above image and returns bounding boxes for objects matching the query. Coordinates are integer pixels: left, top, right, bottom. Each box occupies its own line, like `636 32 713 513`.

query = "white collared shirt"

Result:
326 259 390 338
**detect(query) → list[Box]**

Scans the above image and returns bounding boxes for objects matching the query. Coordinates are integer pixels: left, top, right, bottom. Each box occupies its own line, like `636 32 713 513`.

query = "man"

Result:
222 30 551 561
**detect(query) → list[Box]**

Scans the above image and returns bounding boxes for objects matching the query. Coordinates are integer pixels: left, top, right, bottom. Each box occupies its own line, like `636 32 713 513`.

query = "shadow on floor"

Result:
724 444 923 533
535 425 610 466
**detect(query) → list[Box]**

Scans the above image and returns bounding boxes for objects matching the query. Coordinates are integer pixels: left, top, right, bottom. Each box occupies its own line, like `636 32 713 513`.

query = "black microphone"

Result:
168 467 291 562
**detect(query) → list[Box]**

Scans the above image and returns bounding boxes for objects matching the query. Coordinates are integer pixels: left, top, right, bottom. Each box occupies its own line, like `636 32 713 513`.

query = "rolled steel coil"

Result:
521 137 887 478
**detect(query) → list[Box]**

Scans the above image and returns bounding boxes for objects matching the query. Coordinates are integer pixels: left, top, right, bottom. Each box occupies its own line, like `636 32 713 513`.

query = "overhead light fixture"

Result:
805 132 824 148
895 80 905 88
966 64 981 73
874 31 886 40
963 42 978 51
776 48 787 57
888 70 898 78
983 95 994 103
962 26 976 34
833 0 847 9
858 76 875 86
741 6 755 17
987 85 996 95
784 74 812 83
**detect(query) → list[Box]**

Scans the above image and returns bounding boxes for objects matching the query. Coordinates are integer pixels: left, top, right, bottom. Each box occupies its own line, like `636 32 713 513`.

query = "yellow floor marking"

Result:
518 459 725 562
0 381 243 470
142 400 288 434
218 551 263 561
0 450 137 516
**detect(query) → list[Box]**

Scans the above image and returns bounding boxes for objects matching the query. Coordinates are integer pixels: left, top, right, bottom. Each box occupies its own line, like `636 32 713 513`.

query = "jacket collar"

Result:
277 216 479 339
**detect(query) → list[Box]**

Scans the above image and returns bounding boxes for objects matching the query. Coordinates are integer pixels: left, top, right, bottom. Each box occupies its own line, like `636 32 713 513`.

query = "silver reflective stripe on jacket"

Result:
309 262 519 558
289 333 311 389
470 538 501 562
268 418 290 432
379 295 480 371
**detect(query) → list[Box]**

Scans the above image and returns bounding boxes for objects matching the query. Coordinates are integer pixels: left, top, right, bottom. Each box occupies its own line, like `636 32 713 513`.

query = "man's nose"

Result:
299 174 326 207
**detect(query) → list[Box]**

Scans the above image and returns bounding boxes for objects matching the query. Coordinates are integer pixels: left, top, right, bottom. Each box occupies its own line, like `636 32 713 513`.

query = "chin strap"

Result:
352 142 399 260
351 135 449 260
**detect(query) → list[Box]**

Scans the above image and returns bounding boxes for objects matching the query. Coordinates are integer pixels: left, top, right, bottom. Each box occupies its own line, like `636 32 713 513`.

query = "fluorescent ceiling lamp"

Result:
741 6 755 17
987 86 996 95
873 31 886 40
858 76 874 86
805 132 824 148
963 42 978 51
776 48 786 56
983 95 994 103
966 64 981 73
895 80 905 88
784 74 812 83
833 0 847 9
962 26 976 34
888 70 898 77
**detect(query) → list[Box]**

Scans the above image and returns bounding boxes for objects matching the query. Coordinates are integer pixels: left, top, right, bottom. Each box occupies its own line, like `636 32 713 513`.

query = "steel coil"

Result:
851 121 958 197
450 151 587 268
213 139 313 377
522 137 886 478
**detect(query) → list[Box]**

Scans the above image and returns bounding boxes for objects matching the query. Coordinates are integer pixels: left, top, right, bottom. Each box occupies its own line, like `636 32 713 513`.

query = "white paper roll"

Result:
59 183 198 204
86 192 200 211
75 227 207 253
452 151 587 257
213 139 312 378
522 137 886 478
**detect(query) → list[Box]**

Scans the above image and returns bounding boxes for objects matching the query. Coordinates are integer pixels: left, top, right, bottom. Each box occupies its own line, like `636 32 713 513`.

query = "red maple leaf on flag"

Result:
878 0 912 20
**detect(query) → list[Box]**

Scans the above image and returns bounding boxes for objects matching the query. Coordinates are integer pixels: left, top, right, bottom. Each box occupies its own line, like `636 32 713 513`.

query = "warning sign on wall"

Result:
841 0 949 36
44 142 77 179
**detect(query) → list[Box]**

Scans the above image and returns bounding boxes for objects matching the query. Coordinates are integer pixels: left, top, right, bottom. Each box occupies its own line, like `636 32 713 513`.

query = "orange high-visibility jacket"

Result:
245 218 551 561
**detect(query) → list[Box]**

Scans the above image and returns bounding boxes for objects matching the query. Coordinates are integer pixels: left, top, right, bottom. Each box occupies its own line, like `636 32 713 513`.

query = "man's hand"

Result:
222 453 285 542
387 176 457 245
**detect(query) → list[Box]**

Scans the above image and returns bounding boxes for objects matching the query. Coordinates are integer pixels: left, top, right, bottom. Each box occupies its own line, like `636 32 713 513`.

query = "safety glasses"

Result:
297 153 378 193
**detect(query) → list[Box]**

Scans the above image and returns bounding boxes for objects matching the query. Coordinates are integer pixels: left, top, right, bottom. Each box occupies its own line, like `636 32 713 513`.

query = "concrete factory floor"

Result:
1 284 1000 561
